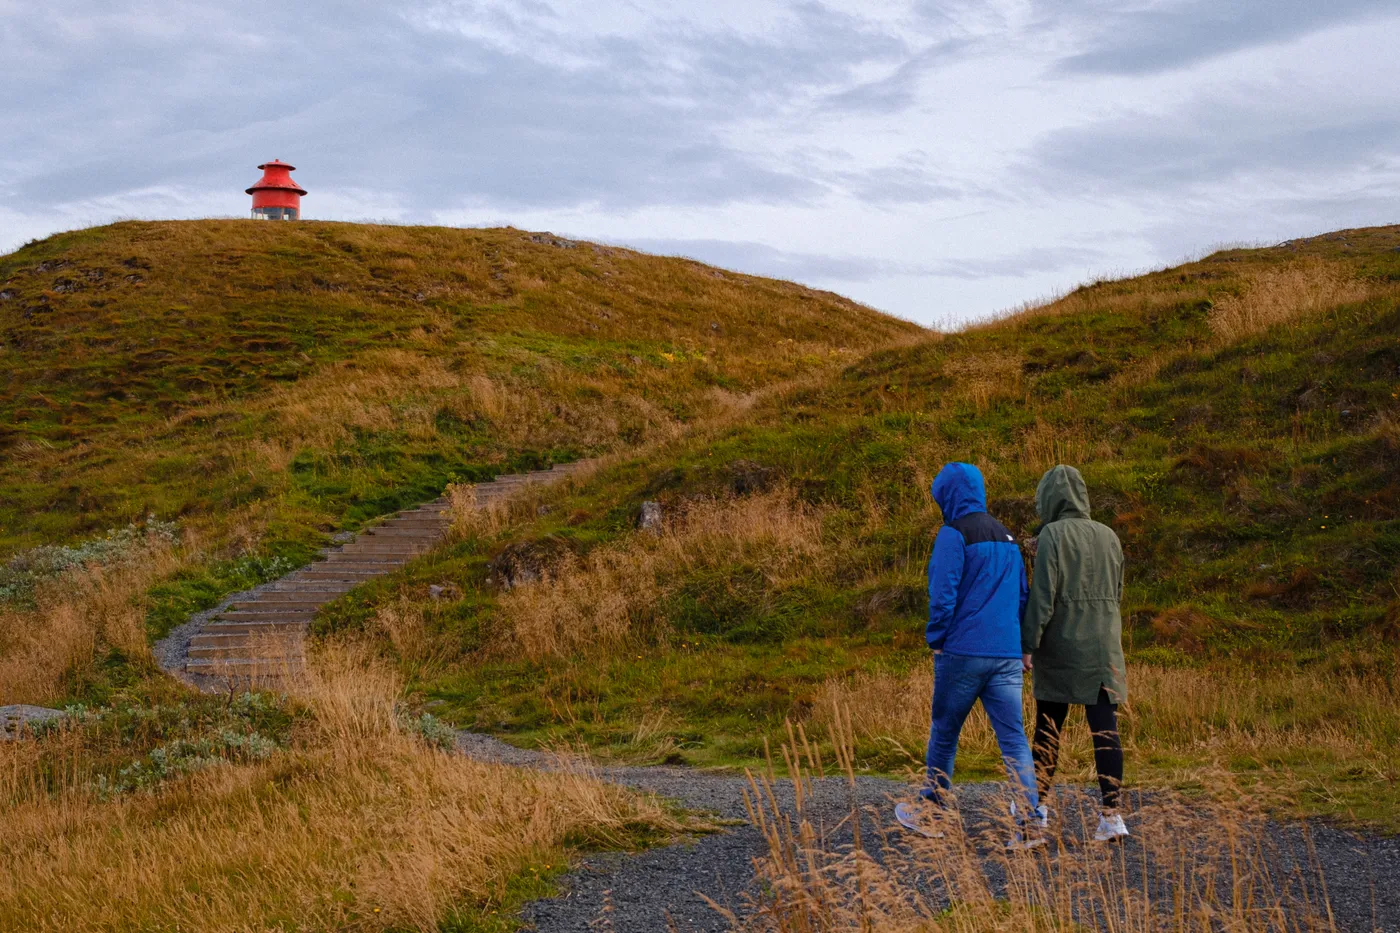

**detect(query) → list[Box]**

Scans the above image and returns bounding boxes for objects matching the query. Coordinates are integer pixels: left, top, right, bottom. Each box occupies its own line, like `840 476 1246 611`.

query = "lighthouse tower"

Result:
246 159 306 220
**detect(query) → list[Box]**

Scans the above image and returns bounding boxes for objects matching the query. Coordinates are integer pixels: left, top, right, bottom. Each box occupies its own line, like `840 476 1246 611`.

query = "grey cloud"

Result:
815 35 978 115
618 238 1107 284
1043 0 1397 75
1140 189 1400 260
1 1 919 216
933 245 1108 279
619 238 927 283
836 161 996 205
1025 99 1400 196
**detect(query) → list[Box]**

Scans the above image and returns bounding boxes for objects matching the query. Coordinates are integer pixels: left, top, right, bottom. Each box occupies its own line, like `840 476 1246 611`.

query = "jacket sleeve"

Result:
926 526 965 651
1022 533 1057 653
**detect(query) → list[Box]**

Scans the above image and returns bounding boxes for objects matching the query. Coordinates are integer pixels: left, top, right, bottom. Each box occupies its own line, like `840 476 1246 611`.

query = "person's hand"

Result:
1022 653 1033 672
932 649 942 656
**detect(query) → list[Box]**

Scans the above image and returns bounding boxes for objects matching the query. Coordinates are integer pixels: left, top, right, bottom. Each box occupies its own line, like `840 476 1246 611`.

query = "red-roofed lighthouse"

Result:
246 159 306 220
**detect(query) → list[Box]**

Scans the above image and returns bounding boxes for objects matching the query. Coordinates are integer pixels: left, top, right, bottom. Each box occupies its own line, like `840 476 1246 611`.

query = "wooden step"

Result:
362 522 448 533
231 596 333 608
215 607 317 622
289 563 389 577
264 585 356 596
333 537 431 546
186 658 304 676
200 621 308 636
189 639 303 660
376 515 451 526
330 549 425 560
313 560 406 572
190 632 302 649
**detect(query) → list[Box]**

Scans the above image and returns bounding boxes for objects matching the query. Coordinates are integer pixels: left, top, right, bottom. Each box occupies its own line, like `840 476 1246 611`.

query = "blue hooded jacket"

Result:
926 463 1027 658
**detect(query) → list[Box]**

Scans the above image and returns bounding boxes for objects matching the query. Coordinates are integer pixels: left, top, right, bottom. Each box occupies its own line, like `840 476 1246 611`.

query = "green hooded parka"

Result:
1021 465 1128 704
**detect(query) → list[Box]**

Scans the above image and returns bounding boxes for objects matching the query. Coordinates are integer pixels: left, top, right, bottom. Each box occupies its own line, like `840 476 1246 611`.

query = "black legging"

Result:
1033 687 1123 810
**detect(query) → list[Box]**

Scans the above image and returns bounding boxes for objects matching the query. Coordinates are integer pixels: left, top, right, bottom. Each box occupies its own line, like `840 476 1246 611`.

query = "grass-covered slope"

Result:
325 225 1400 825
0 220 916 555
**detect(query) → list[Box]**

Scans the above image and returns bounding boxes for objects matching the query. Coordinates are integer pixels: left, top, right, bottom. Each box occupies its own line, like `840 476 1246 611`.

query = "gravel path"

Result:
458 733 1400 933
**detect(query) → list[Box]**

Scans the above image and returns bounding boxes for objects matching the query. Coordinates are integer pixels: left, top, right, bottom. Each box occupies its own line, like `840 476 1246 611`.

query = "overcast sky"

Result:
3 1 1398 325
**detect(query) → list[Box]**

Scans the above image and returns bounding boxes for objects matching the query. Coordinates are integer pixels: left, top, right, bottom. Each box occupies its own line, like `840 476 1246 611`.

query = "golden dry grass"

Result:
968 273 1215 334
940 353 1023 412
810 663 1400 811
0 644 678 933
734 715 1343 933
1209 261 1373 343
500 489 828 660
0 536 179 706
1018 419 1093 473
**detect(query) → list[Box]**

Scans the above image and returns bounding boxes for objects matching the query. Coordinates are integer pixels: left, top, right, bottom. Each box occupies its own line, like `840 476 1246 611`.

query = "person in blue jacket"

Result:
895 462 1043 847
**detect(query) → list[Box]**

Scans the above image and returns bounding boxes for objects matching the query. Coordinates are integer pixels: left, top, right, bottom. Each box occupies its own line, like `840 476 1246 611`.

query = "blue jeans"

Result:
924 652 1039 812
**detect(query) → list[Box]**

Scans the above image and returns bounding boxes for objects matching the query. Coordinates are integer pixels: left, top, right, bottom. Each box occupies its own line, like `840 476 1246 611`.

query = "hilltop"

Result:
0 220 915 558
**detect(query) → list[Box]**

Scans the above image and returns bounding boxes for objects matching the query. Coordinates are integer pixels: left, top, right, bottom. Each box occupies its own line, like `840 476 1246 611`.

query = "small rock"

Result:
0 289 16 301
486 538 572 591
51 278 79 293
528 233 578 249
330 531 355 545
430 582 462 600
638 500 664 535
1 705 63 740
727 459 775 495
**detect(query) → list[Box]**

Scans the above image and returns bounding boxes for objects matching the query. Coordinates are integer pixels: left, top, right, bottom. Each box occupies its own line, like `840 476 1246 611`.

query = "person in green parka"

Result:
1021 465 1130 842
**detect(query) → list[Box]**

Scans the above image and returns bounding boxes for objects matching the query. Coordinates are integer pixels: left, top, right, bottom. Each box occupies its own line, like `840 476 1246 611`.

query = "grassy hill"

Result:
0 220 913 556
3 220 1398 929
3 220 1397 829
311 225 1400 826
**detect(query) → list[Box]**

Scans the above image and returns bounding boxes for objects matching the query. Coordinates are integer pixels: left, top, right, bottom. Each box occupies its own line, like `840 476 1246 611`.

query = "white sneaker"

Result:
1006 830 1048 852
1010 802 1050 829
1093 812 1129 842
895 801 946 838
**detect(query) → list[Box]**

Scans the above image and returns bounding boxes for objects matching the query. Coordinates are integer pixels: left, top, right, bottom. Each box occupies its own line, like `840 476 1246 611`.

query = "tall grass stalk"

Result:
812 665 1400 814
1208 262 1375 343
499 489 828 659
736 712 1340 932
0 534 180 705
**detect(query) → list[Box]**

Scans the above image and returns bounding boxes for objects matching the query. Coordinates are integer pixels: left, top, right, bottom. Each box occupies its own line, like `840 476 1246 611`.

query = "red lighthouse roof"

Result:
245 159 307 196
247 159 305 219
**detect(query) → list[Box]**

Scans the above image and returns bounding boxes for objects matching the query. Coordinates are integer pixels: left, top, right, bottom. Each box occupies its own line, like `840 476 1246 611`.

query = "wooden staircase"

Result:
183 462 590 680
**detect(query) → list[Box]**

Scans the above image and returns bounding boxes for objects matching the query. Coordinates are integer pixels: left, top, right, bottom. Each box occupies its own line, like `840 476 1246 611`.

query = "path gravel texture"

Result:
458 733 1400 933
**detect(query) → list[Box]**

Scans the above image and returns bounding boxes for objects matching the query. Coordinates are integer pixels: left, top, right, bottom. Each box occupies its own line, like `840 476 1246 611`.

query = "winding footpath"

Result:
158 462 590 683
155 467 1400 932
